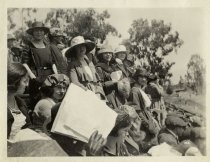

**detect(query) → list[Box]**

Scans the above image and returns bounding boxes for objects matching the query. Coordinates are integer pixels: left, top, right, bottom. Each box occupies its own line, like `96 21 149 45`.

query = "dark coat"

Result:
95 62 117 95
22 41 68 76
129 86 146 111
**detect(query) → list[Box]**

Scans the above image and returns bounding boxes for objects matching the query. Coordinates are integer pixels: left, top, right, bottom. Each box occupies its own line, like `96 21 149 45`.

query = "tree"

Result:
122 19 183 80
186 54 205 94
44 8 119 43
8 8 38 44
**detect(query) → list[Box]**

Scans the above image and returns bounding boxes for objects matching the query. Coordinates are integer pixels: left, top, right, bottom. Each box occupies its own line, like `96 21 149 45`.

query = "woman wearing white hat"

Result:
95 45 118 95
65 36 106 99
113 45 130 78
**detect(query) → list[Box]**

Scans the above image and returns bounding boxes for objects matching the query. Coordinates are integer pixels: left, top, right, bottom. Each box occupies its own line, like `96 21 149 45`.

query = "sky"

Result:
9 8 205 84
103 8 205 84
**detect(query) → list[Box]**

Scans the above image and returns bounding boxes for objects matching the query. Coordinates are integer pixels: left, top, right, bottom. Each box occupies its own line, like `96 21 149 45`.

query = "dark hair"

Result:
109 113 131 137
40 86 54 98
7 63 27 87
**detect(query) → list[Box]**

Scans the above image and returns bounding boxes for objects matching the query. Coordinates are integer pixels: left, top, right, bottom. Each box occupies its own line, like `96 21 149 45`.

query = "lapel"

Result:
116 63 128 77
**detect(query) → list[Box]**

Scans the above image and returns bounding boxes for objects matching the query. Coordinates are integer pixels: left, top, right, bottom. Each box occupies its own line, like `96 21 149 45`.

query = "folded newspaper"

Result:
110 70 122 82
51 83 118 143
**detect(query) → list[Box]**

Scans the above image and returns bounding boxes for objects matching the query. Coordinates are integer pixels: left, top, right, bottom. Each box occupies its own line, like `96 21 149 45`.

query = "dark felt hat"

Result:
26 21 50 35
134 68 149 78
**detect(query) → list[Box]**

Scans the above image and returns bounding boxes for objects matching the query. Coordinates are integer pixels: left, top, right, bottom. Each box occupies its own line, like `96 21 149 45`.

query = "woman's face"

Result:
52 85 67 100
33 28 45 41
137 76 147 87
116 52 126 61
102 52 112 62
117 125 131 142
75 45 86 59
16 74 29 94
130 117 141 132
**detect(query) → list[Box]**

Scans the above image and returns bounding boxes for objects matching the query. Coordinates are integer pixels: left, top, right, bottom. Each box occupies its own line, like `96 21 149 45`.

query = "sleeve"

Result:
102 81 117 95
129 88 145 111
95 66 104 81
21 45 32 65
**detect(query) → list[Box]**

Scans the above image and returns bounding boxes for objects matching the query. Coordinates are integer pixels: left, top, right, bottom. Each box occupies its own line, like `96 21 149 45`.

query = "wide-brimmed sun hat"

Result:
114 45 127 55
26 21 50 35
65 36 95 58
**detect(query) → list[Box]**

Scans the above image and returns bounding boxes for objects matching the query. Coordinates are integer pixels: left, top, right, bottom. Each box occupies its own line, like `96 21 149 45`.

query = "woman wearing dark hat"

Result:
49 27 66 51
22 21 55 81
48 27 68 75
129 68 160 152
102 112 132 156
22 21 68 82
65 36 106 99
32 74 70 129
129 68 150 112
145 73 166 128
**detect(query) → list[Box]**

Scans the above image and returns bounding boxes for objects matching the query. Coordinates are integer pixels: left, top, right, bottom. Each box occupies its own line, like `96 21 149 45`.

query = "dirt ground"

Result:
164 91 206 117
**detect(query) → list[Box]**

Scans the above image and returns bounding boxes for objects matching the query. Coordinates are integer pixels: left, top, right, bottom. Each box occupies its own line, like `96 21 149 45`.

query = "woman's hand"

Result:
86 130 106 156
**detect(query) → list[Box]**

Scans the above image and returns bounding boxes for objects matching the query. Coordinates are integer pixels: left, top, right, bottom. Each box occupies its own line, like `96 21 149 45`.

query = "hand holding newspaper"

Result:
51 83 118 143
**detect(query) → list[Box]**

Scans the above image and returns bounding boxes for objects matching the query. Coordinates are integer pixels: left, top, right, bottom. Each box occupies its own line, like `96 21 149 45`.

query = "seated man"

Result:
158 115 205 155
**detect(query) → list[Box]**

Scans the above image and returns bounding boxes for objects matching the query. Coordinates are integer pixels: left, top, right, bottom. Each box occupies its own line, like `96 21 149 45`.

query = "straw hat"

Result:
26 21 50 35
65 36 95 58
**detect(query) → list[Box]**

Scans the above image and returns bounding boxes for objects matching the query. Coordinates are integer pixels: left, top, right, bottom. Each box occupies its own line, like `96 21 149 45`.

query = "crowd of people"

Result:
7 21 206 156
